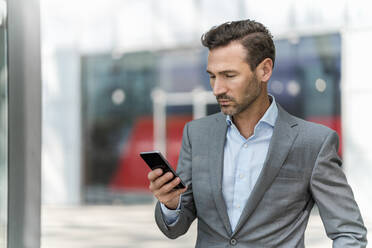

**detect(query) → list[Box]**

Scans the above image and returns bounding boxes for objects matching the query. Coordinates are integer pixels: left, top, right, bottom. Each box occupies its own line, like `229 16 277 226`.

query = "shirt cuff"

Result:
160 196 182 226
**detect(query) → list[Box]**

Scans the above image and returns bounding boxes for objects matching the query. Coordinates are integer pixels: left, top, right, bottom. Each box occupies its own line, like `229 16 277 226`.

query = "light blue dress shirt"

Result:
161 96 278 231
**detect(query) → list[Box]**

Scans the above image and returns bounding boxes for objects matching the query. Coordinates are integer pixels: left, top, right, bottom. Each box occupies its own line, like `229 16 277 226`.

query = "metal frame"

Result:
7 0 41 246
152 88 216 155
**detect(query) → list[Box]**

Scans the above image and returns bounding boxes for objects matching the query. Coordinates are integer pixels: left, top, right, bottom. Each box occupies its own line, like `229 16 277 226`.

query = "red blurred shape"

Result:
306 115 342 155
110 115 192 191
111 115 342 191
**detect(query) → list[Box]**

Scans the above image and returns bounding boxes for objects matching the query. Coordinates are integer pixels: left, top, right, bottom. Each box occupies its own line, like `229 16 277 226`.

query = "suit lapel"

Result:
208 113 232 235
232 105 299 236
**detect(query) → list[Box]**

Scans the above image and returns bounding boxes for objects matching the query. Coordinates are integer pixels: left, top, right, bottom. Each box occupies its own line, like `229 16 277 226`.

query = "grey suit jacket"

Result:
155 104 367 247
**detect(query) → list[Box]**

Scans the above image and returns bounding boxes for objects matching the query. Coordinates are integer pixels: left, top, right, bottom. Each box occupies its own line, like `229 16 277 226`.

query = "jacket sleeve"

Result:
154 122 197 239
310 130 367 247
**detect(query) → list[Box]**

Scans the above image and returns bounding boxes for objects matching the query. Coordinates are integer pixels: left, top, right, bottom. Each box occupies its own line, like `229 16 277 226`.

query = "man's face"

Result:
207 42 262 116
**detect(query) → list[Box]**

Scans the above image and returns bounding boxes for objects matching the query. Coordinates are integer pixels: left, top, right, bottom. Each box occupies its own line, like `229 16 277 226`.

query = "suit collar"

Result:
232 103 299 235
209 113 232 234
208 103 299 236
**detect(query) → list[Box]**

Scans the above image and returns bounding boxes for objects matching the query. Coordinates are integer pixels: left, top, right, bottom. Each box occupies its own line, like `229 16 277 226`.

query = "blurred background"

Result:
36 0 372 247
0 0 7 245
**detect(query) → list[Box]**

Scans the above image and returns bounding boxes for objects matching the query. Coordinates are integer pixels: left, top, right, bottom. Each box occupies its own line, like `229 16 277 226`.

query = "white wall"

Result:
342 28 372 223
42 47 81 205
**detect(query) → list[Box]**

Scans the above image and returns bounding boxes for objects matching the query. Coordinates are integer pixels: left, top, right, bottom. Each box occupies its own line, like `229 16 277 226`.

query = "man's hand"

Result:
148 169 187 210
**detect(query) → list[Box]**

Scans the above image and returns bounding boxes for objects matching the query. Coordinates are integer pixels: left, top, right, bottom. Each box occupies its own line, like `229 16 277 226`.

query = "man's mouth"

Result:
218 100 231 105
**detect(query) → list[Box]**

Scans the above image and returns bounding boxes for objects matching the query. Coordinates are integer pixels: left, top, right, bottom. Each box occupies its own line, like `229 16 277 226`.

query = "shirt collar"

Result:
225 94 278 127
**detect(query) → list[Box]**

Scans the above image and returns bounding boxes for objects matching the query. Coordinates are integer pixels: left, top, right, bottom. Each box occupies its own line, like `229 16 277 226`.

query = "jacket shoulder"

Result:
277 105 338 150
187 112 225 128
278 105 335 137
285 113 338 151
293 115 335 136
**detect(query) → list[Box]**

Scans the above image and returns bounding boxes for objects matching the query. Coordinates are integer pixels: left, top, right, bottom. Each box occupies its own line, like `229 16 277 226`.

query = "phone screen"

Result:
140 151 186 189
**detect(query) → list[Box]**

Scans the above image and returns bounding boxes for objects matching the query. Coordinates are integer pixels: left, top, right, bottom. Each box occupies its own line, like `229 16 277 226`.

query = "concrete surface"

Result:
41 204 349 248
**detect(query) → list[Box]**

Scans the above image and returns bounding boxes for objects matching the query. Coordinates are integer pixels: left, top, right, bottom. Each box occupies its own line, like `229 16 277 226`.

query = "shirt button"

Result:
230 238 237 246
243 143 248 148
239 174 244 179
236 204 240 209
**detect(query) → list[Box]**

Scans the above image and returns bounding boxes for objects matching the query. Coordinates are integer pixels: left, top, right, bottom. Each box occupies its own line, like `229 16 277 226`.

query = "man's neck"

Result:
232 95 271 139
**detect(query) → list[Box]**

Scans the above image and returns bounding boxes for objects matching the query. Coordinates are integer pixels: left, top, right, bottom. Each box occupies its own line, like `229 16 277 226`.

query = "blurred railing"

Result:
152 88 216 155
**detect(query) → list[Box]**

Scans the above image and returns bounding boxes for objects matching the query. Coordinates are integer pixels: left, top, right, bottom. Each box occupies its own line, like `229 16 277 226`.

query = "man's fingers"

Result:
160 186 188 204
152 176 185 197
147 171 187 205
159 177 187 195
148 171 175 193
153 172 174 188
162 177 181 192
166 186 187 199
147 168 163 181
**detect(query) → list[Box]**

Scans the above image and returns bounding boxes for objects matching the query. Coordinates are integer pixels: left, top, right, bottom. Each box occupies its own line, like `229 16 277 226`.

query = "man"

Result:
147 19 367 247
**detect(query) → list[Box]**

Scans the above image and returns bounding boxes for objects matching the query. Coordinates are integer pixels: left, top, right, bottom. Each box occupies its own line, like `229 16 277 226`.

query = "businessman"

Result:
148 19 367 247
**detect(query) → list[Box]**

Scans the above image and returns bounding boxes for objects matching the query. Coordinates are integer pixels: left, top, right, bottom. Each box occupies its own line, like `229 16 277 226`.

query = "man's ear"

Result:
257 58 273 83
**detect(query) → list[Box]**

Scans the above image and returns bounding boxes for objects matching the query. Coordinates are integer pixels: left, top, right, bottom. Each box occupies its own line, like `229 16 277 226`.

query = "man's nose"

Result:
212 79 227 96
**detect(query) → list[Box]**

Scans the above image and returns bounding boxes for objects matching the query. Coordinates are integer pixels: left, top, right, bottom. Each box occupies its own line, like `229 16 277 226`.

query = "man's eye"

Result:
225 74 235 78
209 75 216 79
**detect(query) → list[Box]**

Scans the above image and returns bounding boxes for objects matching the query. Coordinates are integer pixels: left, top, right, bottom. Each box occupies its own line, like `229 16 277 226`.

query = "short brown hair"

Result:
201 19 275 70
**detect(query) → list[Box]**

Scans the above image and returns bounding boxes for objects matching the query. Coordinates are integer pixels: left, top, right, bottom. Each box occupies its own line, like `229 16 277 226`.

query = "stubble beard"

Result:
218 75 261 116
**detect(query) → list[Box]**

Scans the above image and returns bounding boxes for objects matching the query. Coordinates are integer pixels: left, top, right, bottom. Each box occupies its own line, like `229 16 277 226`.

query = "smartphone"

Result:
140 151 186 189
